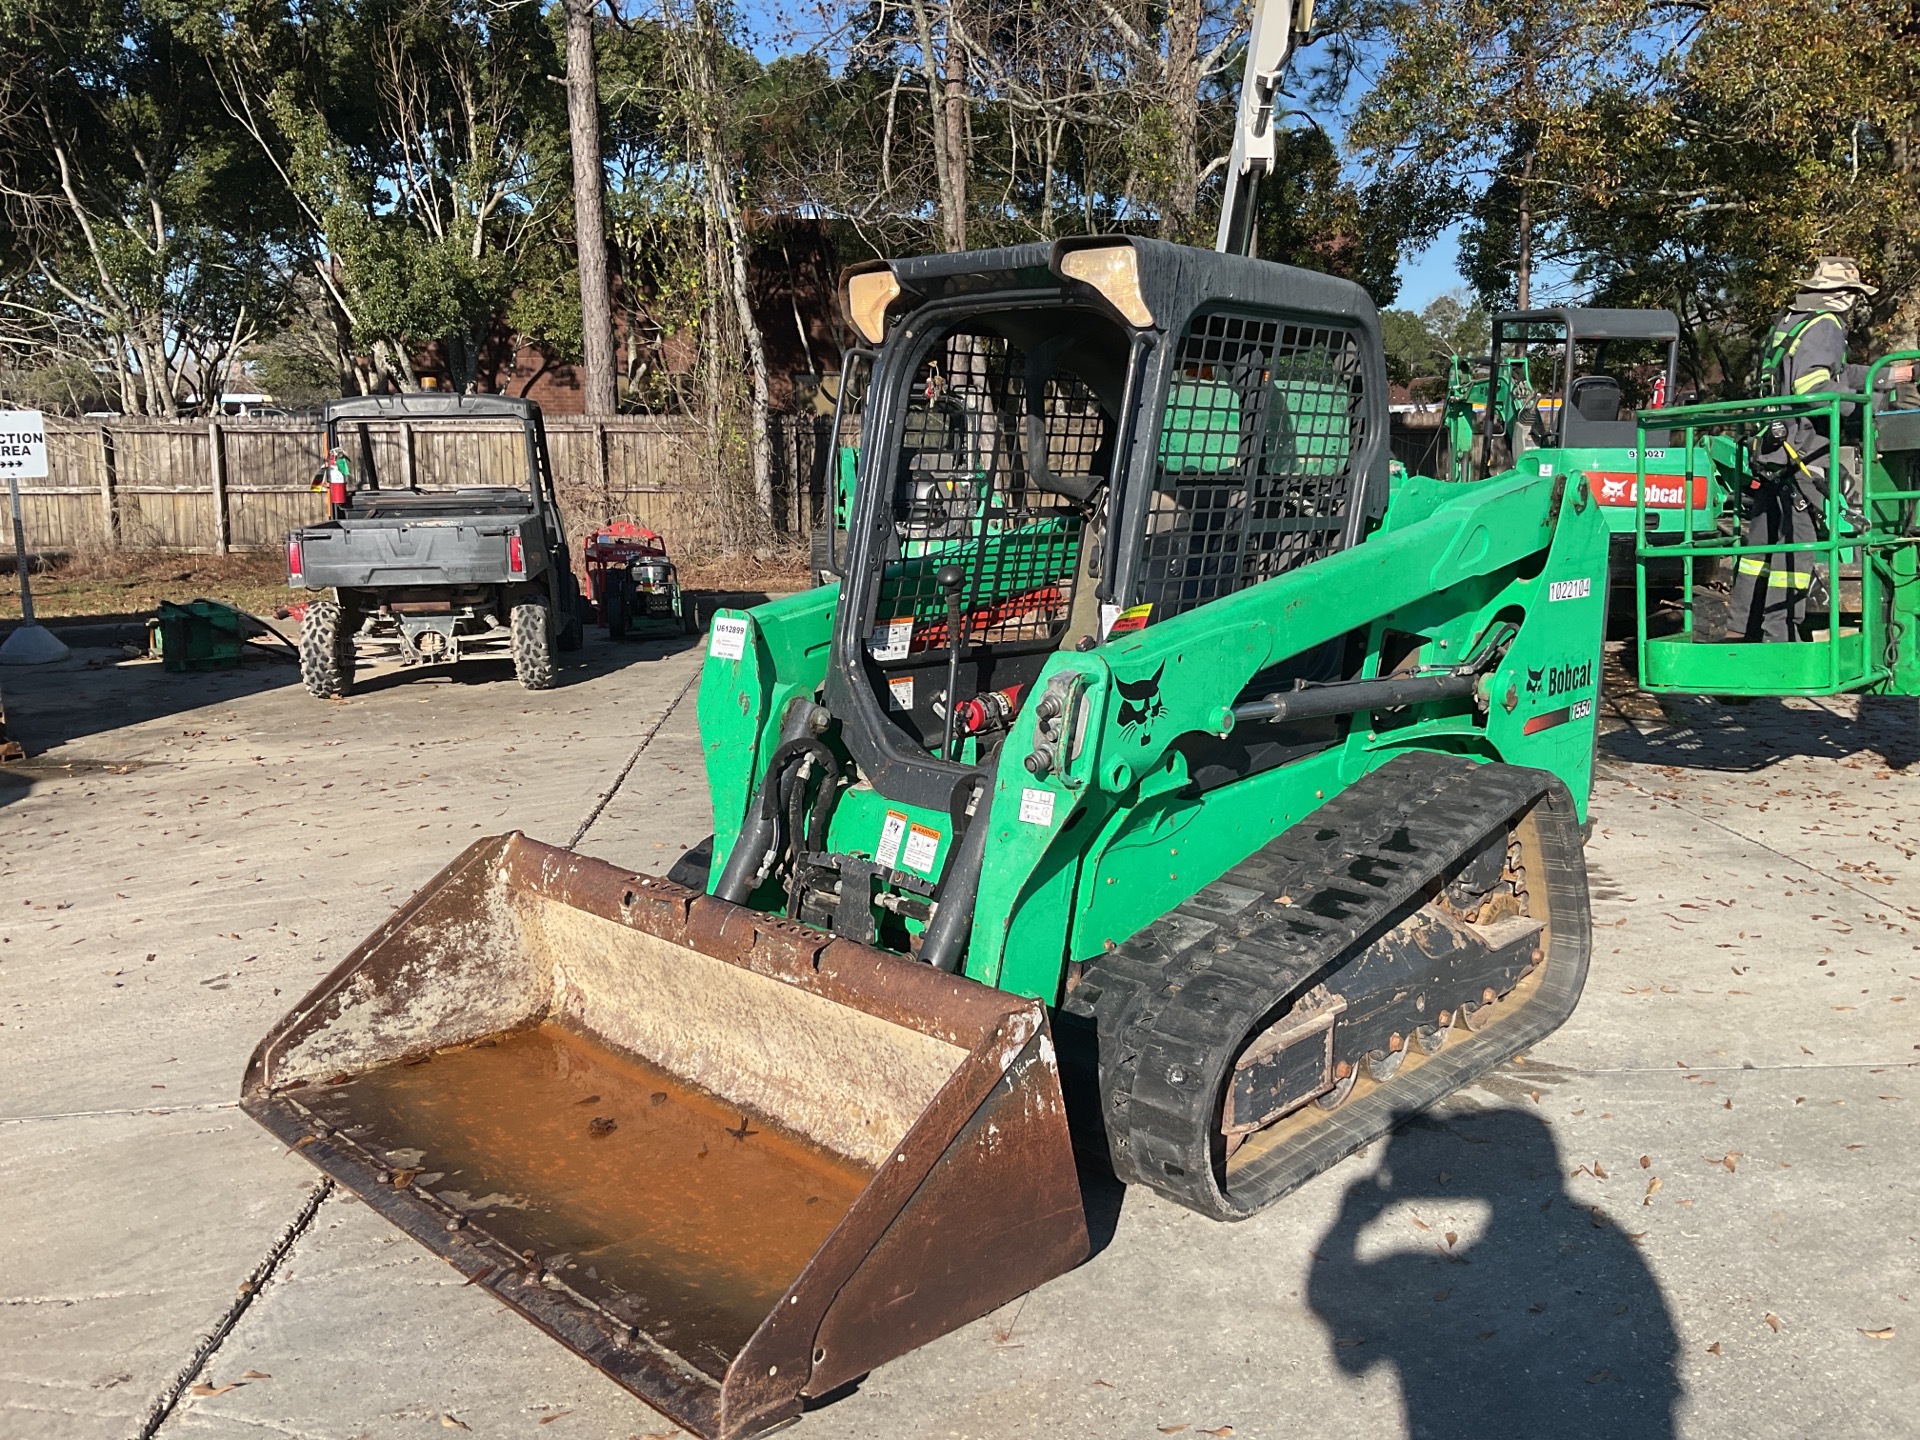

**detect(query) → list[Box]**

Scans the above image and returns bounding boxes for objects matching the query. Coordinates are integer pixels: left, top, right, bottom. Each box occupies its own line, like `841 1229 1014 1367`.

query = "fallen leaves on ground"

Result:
440 1416 470 1431
1639 1155 1651 1168
1764 1313 1781 1333
241 1370 271 1380
1644 1176 1662 1204
539 1412 573 1425
1860 1327 1896 1340
188 1382 240 1397
1444 1231 1459 1248
1198 1427 1234 1436
1156 1427 1188 1436
1707 1342 1722 1355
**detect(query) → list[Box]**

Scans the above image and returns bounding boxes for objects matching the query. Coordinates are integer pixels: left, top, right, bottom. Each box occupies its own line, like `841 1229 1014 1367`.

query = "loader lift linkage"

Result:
243 1 1620 1435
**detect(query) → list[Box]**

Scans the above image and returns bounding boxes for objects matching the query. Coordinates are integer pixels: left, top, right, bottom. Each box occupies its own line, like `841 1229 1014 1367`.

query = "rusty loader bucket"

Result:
242 834 1087 1439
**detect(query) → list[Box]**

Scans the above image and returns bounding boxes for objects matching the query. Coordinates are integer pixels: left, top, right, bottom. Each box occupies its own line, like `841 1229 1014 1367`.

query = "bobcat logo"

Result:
1116 662 1166 736
1525 665 1545 695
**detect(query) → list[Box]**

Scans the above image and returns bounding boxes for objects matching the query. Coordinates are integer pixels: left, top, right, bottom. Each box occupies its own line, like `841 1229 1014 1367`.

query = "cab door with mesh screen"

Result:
1134 310 1369 621
863 322 1114 754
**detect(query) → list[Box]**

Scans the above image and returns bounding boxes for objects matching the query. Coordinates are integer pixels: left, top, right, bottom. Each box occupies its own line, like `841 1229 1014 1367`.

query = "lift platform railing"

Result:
1631 351 1920 698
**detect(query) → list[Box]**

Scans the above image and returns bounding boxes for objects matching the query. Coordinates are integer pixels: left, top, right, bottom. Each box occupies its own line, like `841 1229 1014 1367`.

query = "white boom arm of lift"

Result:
1214 0 1316 256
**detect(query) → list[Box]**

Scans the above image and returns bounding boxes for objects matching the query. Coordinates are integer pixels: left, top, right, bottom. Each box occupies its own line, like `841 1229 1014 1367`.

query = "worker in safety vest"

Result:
1729 257 1915 641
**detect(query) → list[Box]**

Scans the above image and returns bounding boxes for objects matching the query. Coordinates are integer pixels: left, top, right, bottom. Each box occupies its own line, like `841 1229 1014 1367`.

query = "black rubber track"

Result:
1060 750 1591 1221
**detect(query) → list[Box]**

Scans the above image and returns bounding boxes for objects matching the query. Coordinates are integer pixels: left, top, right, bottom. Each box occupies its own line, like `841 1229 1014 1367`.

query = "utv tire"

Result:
299 599 355 699
603 572 630 641
558 606 585 652
511 596 557 690
681 596 700 635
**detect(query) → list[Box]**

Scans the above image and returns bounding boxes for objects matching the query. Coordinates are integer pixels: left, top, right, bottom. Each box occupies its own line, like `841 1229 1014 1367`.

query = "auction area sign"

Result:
0 410 48 478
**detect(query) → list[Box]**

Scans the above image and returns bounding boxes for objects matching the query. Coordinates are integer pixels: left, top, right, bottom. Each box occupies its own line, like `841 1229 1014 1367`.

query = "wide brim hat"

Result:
1799 256 1879 296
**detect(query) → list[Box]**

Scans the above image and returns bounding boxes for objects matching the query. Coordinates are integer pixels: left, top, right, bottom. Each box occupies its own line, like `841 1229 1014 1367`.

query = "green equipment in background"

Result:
1633 352 1920 696
149 599 246 671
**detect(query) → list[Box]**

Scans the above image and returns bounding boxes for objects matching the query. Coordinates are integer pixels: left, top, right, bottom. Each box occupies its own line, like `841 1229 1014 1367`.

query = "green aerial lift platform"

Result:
1633 355 1920 696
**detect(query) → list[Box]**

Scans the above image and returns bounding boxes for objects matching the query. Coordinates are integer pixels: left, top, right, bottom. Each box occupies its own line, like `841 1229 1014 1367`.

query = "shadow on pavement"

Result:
1307 1107 1679 1440
1603 691 1919 772
0 650 298 755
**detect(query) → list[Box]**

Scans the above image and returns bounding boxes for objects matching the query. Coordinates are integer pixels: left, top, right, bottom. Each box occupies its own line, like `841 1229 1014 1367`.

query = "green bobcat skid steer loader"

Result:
241 235 1611 1439
239 8 1610 1440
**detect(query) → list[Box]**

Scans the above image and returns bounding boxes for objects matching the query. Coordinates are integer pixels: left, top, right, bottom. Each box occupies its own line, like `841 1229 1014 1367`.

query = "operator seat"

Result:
1562 374 1638 448
1571 375 1625 423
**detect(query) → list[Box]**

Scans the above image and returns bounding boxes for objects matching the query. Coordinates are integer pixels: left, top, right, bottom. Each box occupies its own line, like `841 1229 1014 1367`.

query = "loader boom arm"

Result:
1215 0 1315 255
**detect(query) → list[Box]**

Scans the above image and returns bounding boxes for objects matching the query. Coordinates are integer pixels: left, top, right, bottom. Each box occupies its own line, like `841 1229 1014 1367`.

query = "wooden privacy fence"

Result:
15 414 834 557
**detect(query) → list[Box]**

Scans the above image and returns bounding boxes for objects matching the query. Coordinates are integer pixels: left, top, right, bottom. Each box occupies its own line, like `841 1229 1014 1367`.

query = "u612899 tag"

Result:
707 616 748 661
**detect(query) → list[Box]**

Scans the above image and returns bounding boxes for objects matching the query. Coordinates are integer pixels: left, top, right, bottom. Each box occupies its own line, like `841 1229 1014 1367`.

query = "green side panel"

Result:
1521 442 1727 537
1265 360 1350 475
1069 746 1349 971
834 445 857 528
1158 380 1241 472
697 586 836 882
822 784 952 884
874 521 1080 627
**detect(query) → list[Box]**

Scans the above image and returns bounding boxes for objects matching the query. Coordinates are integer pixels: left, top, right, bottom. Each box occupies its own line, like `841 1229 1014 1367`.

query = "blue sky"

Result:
1396 224 1468 311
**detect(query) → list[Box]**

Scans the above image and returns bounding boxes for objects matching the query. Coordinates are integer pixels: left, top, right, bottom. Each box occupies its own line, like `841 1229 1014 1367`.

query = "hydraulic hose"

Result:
713 698 827 903
1232 670 1481 726
918 774 992 974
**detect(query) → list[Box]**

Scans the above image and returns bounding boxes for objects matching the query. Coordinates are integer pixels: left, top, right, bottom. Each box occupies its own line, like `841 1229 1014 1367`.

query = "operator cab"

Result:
827 239 1388 812
1477 308 1680 472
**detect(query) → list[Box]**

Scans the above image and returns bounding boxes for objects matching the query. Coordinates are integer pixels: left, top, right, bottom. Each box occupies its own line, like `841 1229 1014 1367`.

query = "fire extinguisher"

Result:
953 685 1024 737
315 448 350 515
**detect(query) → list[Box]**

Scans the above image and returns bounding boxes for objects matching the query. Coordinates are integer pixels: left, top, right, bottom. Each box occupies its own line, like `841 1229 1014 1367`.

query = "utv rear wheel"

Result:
511 596 556 690
299 599 355 699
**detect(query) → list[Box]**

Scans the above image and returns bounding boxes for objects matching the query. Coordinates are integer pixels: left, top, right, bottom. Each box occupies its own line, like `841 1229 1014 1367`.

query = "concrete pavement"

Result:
1 638 1912 1440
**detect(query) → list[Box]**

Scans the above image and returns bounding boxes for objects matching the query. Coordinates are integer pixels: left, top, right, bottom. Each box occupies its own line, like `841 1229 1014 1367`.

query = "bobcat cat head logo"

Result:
1117 662 1166 735
1525 665 1545 695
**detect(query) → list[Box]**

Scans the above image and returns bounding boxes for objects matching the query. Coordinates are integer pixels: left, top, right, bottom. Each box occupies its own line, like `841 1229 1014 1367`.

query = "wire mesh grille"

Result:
869 329 1101 657
1136 310 1365 619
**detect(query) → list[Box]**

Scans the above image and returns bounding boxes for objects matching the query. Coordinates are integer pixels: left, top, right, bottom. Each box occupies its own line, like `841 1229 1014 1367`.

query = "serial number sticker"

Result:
875 811 908 869
707 616 749 661
1019 788 1056 826
902 823 941 874
1548 577 1592 602
887 675 914 711
869 616 914 661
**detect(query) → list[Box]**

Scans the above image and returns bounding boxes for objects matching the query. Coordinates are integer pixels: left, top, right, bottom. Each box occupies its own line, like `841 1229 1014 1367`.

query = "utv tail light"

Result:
287 538 304 585
508 534 525 576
